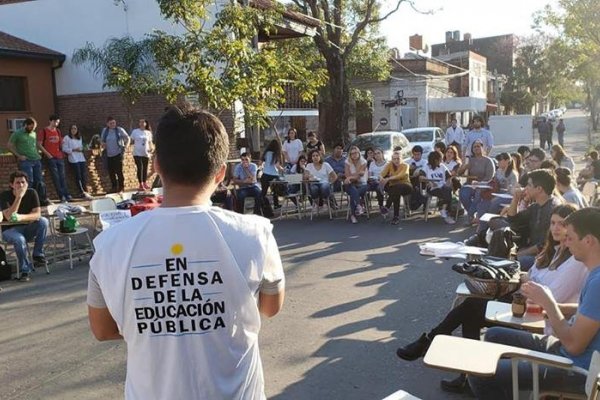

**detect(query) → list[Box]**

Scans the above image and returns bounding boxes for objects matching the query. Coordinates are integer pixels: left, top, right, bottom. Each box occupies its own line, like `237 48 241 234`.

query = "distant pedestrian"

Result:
463 116 493 157
537 118 550 149
130 119 154 191
38 114 71 202
445 117 464 157
62 124 93 200
100 117 130 193
556 118 566 147
547 119 554 149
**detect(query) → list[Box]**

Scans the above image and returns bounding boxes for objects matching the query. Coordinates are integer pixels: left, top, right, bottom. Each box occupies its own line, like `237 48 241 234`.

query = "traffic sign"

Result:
397 98 408 106
379 118 388 126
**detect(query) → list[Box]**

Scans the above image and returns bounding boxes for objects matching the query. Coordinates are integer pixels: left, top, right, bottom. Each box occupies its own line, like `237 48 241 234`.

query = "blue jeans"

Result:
2 217 49 273
345 183 368 214
459 186 485 218
236 186 261 214
70 161 88 195
18 159 43 188
309 182 331 202
47 158 70 199
468 327 585 400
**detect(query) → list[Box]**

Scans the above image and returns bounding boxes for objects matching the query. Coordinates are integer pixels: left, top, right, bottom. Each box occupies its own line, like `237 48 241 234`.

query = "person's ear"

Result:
214 164 226 185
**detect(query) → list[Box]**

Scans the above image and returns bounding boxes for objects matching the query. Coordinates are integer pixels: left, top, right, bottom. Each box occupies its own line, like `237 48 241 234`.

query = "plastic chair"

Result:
279 174 306 219
380 390 421 400
582 181 598 206
46 204 94 270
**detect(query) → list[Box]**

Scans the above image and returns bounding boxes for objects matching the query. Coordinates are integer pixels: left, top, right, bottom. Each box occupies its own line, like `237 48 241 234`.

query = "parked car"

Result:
400 127 445 156
549 109 564 119
345 131 412 161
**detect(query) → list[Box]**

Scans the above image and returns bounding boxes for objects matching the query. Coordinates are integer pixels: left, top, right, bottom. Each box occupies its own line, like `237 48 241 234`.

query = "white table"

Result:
485 300 545 334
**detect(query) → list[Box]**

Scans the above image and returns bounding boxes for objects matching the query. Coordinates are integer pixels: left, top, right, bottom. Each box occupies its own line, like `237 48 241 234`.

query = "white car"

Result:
400 127 445 157
346 131 412 161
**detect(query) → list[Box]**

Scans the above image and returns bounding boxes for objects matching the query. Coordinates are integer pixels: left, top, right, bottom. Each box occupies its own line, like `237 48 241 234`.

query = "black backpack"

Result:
0 247 11 281
488 227 516 259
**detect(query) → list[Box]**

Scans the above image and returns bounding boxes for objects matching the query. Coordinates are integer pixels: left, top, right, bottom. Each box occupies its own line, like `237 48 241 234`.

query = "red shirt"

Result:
38 128 64 159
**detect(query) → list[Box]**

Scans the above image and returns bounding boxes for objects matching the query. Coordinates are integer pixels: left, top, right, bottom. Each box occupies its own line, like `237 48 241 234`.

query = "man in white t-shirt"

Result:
87 107 285 400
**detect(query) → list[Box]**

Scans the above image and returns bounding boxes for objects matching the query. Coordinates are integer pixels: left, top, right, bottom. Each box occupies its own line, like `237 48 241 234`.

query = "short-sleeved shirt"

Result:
233 162 259 188
262 152 279 176
0 189 40 231
9 129 41 161
38 128 64 159
561 266 600 369
423 164 450 189
464 129 494 157
101 127 129 157
324 156 346 176
305 162 334 184
368 161 387 182
130 128 153 158
282 139 304 164
345 158 367 184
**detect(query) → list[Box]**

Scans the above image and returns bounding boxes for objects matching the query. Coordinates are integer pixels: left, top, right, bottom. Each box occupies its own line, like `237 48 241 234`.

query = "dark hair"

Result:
286 128 297 143
589 151 599 161
535 204 577 269
9 170 28 183
412 145 423 154
334 143 344 150
472 115 484 124
106 116 116 122
517 146 531 157
262 139 282 165
295 155 307 174
528 148 546 162
565 207 600 244
68 124 81 139
528 169 556 195
240 152 250 158
496 152 514 178
49 114 60 121
308 149 322 165
140 119 151 131
434 142 447 153
555 167 572 187
307 131 316 138
364 147 374 159
540 159 558 170
471 139 485 156
551 144 568 164
155 107 229 187
428 150 442 168
24 117 36 126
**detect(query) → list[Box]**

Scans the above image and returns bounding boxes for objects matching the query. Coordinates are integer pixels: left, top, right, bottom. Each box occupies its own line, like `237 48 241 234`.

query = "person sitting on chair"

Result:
232 152 261 215
0 171 49 282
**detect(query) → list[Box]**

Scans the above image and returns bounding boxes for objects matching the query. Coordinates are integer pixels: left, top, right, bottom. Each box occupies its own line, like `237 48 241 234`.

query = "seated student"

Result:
367 148 387 214
418 150 455 224
0 171 49 282
457 139 495 224
305 150 337 209
407 145 427 187
511 152 524 180
344 145 368 224
556 167 588 208
325 143 346 192
443 145 462 176
519 148 546 187
517 145 531 160
379 151 413 225
577 150 600 186
551 144 575 173
232 152 261 214
469 207 600 400
434 141 446 154
397 204 587 395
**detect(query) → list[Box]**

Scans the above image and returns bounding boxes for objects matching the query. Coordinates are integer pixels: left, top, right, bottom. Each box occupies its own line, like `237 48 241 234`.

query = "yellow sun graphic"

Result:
171 243 184 256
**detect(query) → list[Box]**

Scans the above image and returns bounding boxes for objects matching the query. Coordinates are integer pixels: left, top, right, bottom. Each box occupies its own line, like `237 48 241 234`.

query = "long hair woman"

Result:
260 139 283 209
62 124 93 200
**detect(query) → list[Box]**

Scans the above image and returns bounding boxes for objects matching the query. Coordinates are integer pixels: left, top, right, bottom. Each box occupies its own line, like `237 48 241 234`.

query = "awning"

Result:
428 97 487 113
267 109 319 117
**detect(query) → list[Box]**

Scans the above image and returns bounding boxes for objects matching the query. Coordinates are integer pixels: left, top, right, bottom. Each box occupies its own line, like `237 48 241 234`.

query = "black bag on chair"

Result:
0 247 11 281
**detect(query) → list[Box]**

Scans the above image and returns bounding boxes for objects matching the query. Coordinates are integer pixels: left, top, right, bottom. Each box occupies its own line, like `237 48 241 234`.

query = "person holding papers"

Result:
457 140 495 225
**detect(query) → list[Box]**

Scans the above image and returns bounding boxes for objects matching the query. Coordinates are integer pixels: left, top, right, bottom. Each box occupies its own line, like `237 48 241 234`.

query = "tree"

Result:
149 0 327 131
72 37 157 129
286 0 420 145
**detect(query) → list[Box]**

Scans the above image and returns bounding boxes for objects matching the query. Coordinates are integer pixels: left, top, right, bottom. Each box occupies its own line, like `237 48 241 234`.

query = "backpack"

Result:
0 247 11 281
488 226 516 259
101 127 126 152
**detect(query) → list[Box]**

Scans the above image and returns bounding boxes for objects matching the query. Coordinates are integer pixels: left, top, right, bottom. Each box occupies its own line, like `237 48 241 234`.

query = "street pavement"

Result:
0 109 593 400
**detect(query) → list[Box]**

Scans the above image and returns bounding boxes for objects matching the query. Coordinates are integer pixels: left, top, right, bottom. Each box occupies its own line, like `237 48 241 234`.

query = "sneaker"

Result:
391 216 400 225
138 184 145 191
445 216 456 225
396 333 432 361
380 206 389 216
350 215 358 224
65 195 73 202
19 272 31 282
61 196 67 203
440 209 448 219
355 204 364 216
33 256 47 269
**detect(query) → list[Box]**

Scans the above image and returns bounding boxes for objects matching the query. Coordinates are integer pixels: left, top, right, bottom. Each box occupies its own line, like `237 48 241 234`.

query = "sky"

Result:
380 0 557 54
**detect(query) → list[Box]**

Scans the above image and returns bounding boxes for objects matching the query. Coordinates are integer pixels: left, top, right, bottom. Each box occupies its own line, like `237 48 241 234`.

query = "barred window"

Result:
0 76 27 111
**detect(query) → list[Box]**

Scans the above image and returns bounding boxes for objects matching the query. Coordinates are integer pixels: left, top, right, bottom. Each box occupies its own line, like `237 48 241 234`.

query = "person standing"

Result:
537 117 550 150
556 118 566 147
445 118 464 157
38 114 71 202
87 107 285 399
547 118 555 149
6 117 51 206
282 128 304 171
62 124 93 200
100 117 130 193
463 116 494 157
130 119 154 191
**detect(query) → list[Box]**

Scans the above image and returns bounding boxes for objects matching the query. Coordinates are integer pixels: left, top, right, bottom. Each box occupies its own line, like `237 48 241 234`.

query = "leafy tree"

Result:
72 37 157 129
286 0 419 145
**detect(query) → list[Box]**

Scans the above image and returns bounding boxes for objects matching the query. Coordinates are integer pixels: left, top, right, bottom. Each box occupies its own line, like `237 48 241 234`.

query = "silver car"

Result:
346 131 412 161
400 127 445 157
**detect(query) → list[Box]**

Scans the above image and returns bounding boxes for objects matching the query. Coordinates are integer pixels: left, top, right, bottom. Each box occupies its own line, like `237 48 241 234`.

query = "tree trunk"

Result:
319 55 350 148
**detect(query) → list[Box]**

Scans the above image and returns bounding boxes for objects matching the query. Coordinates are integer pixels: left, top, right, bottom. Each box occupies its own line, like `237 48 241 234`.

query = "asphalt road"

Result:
0 109 592 400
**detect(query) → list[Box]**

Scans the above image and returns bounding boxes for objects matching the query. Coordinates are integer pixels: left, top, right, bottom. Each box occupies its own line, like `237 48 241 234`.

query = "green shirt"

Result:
9 129 40 161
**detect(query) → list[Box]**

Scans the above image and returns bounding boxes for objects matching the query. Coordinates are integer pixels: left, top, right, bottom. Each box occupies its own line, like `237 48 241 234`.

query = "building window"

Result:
0 76 27 111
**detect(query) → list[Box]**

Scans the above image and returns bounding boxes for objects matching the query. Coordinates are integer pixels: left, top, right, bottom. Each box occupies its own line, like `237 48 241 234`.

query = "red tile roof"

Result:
0 31 65 61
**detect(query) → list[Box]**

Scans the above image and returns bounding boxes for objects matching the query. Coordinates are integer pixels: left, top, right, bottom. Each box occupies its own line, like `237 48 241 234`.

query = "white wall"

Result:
0 0 217 96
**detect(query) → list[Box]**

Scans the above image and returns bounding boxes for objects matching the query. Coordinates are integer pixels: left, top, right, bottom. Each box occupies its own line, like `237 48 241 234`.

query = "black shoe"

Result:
19 273 31 282
33 256 47 269
440 374 474 396
396 333 431 361
391 216 400 225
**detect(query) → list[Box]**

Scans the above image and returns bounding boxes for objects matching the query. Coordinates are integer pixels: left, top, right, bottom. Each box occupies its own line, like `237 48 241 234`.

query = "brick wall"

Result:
0 150 156 199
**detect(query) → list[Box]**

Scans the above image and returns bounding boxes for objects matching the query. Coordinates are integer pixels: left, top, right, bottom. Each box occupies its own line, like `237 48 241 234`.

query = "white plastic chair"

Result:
279 174 306 219
380 390 421 400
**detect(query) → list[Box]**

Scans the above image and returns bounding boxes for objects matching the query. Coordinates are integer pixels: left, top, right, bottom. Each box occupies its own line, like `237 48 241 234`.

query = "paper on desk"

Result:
479 213 501 222
419 241 487 258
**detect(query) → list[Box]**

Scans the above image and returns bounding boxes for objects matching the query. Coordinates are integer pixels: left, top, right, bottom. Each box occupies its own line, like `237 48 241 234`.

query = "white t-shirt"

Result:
62 135 86 163
368 161 387 181
423 164 449 189
444 160 459 173
305 162 334 184
282 139 304 164
345 158 368 184
130 128 153 157
87 205 284 400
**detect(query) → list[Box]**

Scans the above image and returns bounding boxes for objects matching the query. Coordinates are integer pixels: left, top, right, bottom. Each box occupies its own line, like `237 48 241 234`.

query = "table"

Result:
485 300 545 334
423 335 573 400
